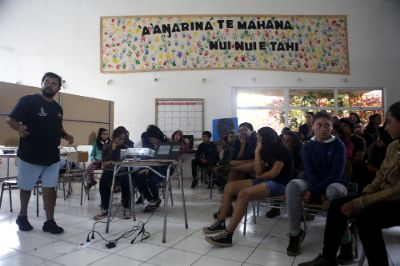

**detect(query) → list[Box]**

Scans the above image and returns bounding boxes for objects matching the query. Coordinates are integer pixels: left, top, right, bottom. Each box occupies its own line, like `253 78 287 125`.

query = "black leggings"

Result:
322 195 400 266
99 170 130 210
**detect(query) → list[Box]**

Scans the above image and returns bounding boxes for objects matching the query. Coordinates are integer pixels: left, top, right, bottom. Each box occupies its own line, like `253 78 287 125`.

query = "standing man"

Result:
7 72 74 234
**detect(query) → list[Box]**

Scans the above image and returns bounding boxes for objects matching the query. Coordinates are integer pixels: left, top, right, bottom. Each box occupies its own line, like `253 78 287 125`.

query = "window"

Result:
233 88 384 133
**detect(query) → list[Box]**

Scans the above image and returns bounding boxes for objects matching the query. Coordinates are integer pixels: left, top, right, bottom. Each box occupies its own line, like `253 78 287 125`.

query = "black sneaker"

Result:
298 254 338 266
205 230 233 247
190 179 198 188
16 215 33 231
287 229 305 256
87 180 97 190
336 241 355 265
266 208 281 218
143 199 161 212
203 219 226 234
42 219 64 234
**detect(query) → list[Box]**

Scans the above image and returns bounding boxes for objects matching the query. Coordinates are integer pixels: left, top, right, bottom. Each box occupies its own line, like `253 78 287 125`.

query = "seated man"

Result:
227 122 257 182
191 131 218 188
298 101 400 266
285 111 348 257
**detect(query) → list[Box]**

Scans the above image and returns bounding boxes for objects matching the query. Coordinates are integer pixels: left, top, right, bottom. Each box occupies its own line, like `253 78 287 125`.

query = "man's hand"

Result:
18 125 30 138
302 191 312 203
64 134 74 145
341 200 358 217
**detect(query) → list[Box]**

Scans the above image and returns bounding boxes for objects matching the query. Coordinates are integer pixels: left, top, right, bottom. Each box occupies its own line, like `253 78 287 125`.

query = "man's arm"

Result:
6 117 29 137
60 128 74 144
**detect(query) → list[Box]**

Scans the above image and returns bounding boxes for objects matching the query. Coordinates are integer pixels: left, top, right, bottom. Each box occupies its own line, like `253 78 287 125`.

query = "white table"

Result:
105 159 188 243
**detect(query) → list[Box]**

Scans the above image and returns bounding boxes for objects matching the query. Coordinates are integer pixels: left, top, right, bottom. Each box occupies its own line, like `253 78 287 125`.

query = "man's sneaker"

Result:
286 229 305 256
266 208 281 218
203 219 226 234
16 215 33 231
94 210 108 220
42 219 64 234
298 254 338 266
336 241 355 265
205 230 233 247
143 199 161 212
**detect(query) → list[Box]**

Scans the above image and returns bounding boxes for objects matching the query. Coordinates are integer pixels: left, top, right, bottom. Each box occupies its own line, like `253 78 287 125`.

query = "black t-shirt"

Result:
261 144 293 186
9 94 63 166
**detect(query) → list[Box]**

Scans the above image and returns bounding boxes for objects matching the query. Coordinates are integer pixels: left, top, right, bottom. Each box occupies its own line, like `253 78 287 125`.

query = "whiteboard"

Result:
156 98 204 140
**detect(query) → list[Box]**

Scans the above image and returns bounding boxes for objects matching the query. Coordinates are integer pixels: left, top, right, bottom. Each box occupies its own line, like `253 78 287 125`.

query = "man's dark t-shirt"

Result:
9 94 63 166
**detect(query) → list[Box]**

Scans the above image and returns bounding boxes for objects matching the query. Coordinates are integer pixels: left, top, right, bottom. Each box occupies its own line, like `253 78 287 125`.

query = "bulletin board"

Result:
155 98 204 140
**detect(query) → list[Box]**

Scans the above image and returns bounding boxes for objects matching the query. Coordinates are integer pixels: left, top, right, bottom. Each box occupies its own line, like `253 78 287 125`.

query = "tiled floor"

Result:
0 179 399 266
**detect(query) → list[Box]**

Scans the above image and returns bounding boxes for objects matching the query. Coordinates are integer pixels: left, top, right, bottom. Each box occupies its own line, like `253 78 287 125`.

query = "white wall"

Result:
0 0 399 141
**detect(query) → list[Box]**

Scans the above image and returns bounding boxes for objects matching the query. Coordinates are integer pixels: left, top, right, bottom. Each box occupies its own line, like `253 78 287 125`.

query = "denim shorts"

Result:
251 179 286 197
17 159 60 190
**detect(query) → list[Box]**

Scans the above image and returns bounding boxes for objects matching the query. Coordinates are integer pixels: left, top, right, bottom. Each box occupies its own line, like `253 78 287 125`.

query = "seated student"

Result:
120 126 134 148
203 127 293 247
363 113 382 147
266 130 303 218
338 118 366 189
86 128 110 189
298 101 400 266
349 112 361 124
191 131 218 188
171 129 190 153
363 126 393 191
210 131 235 190
285 111 348 257
299 112 314 142
227 122 257 182
94 127 132 220
353 120 365 137
133 125 170 212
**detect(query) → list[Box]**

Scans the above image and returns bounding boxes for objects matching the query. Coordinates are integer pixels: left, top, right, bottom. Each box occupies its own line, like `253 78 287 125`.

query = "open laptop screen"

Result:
157 145 171 155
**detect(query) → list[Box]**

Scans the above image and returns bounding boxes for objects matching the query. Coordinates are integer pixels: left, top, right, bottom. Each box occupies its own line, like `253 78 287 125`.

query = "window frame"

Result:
232 87 386 130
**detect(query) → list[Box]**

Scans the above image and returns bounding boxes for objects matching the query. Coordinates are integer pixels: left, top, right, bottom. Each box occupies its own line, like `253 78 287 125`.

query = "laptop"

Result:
124 144 181 160
153 143 181 160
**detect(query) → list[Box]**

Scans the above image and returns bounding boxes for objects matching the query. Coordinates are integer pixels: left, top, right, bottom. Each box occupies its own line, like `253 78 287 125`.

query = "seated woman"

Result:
133 125 171 212
171 129 190 153
86 128 110 189
298 101 400 266
203 127 293 247
94 127 132 220
266 130 303 218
